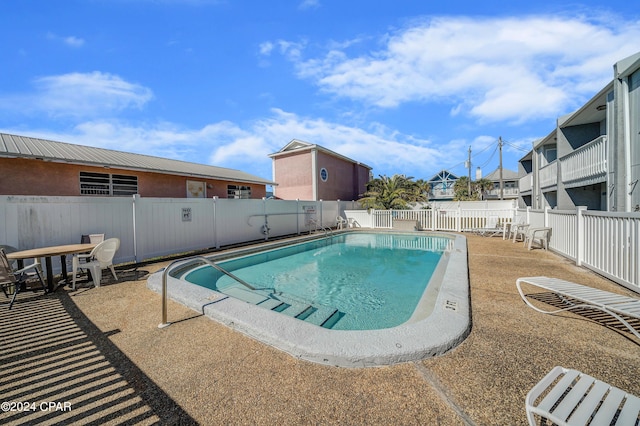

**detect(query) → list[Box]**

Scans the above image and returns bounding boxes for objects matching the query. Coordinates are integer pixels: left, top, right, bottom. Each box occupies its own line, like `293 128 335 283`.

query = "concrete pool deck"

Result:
2 233 639 425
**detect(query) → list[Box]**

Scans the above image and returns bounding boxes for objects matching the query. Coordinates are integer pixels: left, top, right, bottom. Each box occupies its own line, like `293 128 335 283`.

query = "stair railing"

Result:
158 255 255 328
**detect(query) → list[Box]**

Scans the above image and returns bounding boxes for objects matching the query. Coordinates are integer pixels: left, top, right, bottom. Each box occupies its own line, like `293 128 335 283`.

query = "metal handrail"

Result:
158 255 255 328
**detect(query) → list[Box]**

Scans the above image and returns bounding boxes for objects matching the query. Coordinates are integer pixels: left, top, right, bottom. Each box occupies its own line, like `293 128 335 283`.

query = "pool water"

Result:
185 233 451 330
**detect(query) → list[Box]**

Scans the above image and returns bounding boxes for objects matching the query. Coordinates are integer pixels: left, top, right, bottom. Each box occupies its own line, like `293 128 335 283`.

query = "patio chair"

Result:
516 276 640 340
336 216 348 230
526 366 640 425
0 247 47 309
71 238 120 289
523 227 551 250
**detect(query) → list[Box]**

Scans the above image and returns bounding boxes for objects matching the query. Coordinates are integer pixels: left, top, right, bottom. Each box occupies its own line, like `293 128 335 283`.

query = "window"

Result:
80 172 138 196
227 185 251 199
320 168 329 182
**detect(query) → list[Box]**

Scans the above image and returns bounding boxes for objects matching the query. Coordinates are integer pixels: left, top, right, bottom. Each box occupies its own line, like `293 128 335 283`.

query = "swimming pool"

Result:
184 233 450 331
148 230 470 367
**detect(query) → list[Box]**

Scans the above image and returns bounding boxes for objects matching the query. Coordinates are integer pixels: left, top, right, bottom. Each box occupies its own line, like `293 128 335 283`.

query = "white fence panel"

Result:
134 196 215 261
264 199 301 238
547 210 578 260
216 199 265 247
582 212 639 291
0 195 134 273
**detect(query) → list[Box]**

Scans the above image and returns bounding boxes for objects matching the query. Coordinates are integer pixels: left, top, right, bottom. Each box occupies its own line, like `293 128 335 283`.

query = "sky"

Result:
1 1 639 189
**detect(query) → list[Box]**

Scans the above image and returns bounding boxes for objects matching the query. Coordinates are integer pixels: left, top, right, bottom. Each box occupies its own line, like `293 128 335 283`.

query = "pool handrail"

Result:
158 255 256 328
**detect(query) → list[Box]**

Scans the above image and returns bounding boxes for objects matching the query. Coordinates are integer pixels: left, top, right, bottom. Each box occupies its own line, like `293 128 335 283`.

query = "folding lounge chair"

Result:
516 276 640 340
526 366 640 425
473 215 502 237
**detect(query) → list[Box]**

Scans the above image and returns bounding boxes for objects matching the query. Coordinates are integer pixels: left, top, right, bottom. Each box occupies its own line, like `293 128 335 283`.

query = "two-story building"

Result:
269 140 372 201
427 170 460 201
518 51 640 212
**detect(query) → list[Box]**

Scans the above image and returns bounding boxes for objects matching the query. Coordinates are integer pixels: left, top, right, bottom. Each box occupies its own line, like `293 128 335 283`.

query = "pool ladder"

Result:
159 255 257 328
309 219 334 237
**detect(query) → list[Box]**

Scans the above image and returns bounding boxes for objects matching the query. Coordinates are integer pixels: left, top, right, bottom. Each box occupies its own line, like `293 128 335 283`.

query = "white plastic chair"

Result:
71 238 120 289
336 216 348 229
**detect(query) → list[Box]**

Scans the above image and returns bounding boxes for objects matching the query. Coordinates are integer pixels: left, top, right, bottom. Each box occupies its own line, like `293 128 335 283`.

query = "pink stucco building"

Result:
269 140 372 201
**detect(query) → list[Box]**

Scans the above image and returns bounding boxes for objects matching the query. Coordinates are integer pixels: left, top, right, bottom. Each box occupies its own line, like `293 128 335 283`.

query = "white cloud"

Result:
8 109 460 180
46 32 85 47
0 72 153 118
298 0 320 10
275 13 640 123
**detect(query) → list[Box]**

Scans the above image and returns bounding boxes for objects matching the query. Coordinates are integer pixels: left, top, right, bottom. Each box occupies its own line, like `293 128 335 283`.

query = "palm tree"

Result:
358 174 427 209
474 178 494 200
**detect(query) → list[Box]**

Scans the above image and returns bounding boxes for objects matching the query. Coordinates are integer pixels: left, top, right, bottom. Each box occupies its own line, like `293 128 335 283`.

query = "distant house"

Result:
269 139 372 201
482 168 521 200
0 133 275 199
427 170 460 201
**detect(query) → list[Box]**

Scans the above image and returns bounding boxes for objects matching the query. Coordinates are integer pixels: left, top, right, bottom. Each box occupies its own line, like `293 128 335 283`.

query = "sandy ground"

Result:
1 233 639 425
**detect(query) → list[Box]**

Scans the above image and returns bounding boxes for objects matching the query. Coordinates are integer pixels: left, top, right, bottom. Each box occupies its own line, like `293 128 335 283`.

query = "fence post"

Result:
296 199 300 235
212 196 220 249
132 194 140 263
526 206 531 224
544 207 550 227
576 206 587 266
456 204 462 232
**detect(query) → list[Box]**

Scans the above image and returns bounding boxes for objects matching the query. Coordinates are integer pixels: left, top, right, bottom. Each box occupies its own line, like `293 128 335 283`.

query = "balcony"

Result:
429 188 456 200
559 135 607 188
519 174 533 194
539 161 558 190
485 187 519 199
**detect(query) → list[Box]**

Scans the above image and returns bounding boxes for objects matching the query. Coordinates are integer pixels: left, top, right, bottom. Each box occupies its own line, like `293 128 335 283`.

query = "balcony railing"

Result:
485 188 520 198
519 174 533 193
559 135 607 188
539 161 558 190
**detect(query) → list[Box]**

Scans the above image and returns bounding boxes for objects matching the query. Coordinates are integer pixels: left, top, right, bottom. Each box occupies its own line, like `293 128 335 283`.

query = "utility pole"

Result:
467 146 472 197
499 136 504 200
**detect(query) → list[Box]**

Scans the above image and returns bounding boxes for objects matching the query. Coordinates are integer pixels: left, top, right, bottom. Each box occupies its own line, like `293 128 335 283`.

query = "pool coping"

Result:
147 230 470 368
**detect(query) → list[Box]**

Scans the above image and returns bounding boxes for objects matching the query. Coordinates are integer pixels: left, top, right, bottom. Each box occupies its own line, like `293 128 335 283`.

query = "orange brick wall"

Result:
272 151 313 200
0 158 266 198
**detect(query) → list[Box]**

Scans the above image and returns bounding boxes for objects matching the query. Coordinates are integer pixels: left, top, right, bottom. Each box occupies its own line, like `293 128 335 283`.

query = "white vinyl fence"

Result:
0 195 358 277
345 204 640 293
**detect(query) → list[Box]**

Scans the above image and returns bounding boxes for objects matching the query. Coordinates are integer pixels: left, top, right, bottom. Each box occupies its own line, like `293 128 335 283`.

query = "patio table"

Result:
7 243 97 292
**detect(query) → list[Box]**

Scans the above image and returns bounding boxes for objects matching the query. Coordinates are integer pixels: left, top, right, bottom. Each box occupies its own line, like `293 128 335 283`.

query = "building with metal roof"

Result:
0 133 275 198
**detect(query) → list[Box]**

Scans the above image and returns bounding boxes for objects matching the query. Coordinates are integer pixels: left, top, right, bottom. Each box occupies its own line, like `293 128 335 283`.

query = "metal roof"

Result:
0 133 276 186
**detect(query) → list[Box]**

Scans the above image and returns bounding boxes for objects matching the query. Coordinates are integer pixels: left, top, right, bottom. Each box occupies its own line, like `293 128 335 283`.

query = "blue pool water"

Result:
184 233 451 331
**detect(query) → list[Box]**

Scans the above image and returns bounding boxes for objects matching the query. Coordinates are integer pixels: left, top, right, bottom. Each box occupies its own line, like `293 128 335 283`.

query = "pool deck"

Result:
2 233 639 425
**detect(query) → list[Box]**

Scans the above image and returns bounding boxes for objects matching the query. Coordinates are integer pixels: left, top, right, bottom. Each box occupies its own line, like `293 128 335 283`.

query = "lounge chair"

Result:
526 366 640 425
473 215 503 237
516 276 640 340
0 247 47 309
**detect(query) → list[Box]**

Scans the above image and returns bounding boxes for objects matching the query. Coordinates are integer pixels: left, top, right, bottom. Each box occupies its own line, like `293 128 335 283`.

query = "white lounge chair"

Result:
516 276 640 340
473 215 502 237
526 366 640 425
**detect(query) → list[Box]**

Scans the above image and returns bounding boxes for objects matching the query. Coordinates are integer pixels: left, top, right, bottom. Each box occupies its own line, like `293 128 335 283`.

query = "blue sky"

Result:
1 1 639 188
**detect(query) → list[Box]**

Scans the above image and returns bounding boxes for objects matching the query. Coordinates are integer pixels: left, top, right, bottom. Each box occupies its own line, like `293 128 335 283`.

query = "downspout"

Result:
621 76 632 212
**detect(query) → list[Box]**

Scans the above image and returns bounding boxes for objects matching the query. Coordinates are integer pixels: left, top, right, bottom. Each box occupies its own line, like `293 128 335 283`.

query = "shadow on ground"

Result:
0 270 196 425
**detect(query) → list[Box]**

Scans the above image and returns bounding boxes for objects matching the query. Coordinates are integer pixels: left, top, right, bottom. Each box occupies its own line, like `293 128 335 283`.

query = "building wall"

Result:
316 151 368 201
0 158 266 198
272 151 313 200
